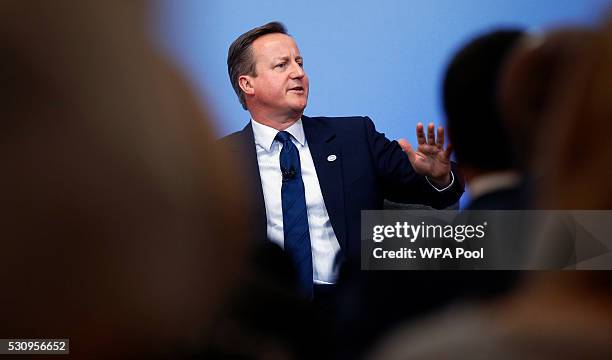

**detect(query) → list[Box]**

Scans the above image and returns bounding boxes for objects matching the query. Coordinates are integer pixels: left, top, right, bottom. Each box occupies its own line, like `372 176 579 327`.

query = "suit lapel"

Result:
302 116 347 252
227 123 268 240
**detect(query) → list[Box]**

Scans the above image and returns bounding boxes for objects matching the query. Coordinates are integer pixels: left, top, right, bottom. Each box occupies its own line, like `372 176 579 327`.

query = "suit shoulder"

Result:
304 115 373 129
305 115 371 122
217 130 244 149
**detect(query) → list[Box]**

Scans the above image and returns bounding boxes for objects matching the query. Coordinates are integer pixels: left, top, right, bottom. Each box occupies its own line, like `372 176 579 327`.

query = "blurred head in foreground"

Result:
500 27 599 177
443 29 533 210
443 29 525 181
530 23 612 209
528 15 612 312
514 29 612 349
0 1 249 357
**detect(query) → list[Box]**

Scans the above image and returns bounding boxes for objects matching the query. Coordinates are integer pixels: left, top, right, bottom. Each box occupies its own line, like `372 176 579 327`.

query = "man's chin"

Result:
290 103 307 115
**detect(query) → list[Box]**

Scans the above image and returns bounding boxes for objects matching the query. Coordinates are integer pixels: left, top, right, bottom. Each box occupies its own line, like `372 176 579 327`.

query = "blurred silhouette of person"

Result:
437 32 535 312
444 29 529 210
0 1 251 358
500 28 599 270
443 29 537 276
499 28 598 186
368 19 612 360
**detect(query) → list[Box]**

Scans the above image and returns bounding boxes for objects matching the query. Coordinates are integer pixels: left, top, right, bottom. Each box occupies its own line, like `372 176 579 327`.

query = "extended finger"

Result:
416 123 426 145
436 126 445 149
444 143 454 159
427 122 435 145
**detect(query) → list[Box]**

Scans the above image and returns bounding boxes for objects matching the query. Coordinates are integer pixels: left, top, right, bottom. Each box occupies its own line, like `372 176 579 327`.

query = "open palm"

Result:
398 122 452 185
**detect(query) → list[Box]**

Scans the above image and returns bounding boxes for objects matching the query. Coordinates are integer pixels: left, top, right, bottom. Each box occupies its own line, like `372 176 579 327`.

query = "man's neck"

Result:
248 110 302 131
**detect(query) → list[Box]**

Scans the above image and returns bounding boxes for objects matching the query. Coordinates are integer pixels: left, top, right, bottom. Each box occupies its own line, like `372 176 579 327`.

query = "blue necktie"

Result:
275 131 313 298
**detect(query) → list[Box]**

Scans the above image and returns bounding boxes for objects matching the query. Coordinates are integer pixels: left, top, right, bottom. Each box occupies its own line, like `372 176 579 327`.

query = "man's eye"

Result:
275 63 286 69
297 62 304 68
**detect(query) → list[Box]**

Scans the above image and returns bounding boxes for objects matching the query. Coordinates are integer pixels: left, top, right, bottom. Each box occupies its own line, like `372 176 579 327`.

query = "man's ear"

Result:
238 75 255 95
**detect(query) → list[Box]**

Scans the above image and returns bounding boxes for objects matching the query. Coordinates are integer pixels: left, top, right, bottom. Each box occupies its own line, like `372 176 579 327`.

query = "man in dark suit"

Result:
220 21 463 296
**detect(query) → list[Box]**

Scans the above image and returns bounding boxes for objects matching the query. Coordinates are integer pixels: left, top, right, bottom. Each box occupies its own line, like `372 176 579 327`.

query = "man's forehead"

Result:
252 33 300 56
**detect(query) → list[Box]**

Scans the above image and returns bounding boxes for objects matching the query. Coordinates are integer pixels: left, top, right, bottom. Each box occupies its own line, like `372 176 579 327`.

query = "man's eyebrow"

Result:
271 55 303 62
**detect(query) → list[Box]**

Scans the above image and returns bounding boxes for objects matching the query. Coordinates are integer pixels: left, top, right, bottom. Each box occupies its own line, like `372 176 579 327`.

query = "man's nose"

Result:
289 62 305 78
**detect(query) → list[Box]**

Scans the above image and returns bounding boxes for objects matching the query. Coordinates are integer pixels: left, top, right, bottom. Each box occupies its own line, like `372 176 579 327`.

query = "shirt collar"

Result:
251 117 306 152
469 171 522 200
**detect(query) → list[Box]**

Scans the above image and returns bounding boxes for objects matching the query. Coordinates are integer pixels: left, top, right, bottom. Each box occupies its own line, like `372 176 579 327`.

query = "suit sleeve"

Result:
361 116 464 209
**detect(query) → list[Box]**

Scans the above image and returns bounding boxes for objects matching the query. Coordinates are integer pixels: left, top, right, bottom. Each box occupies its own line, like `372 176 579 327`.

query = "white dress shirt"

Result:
251 118 341 284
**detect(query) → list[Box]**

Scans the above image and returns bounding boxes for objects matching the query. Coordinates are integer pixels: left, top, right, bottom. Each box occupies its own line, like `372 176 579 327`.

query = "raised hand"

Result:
398 122 453 187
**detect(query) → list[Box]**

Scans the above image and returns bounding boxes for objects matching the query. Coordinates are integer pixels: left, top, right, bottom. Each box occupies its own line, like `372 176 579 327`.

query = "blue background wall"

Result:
151 0 608 206
152 0 606 138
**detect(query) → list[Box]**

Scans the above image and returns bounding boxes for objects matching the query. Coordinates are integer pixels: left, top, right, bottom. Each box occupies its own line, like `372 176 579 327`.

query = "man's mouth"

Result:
288 86 304 93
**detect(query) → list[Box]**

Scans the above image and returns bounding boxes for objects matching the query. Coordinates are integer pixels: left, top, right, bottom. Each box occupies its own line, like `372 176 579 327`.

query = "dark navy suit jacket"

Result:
220 115 464 269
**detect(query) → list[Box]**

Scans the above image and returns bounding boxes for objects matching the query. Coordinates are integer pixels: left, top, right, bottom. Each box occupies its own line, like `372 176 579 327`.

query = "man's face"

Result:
246 33 309 118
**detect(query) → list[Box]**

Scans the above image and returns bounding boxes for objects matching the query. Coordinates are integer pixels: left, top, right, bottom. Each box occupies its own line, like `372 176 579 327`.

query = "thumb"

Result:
398 139 415 161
